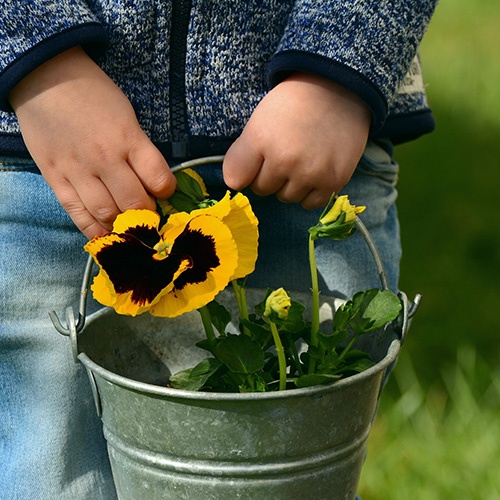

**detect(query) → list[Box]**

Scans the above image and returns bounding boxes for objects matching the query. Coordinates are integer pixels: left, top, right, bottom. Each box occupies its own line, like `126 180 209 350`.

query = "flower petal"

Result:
223 193 259 279
111 209 161 234
190 191 259 280
150 214 238 317
89 269 117 308
84 216 191 316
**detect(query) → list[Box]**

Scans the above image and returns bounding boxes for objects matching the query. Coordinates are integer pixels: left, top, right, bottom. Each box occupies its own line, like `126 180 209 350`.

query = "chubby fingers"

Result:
223 130 298 198
52 161 156 239
224 134 341 210
52 138 176 239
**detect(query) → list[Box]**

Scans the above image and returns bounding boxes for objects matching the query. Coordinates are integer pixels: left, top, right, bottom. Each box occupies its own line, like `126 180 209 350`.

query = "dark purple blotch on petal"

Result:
171 226 219 290
95 225 187 306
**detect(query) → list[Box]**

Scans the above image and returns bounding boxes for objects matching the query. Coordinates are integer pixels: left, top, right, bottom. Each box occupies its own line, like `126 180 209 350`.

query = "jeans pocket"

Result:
0 156 38 172
357 139 399 186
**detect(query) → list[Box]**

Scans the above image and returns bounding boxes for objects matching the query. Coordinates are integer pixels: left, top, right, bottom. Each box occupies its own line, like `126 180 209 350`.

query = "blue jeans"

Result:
0 140 400 499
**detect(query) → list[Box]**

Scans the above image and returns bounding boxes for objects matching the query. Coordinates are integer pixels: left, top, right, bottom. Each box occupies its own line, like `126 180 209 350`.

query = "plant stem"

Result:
308 234 320 374
232 280 249 320
270 321 287 391
198 306 217 350
337 333 359 364
232 280 250 336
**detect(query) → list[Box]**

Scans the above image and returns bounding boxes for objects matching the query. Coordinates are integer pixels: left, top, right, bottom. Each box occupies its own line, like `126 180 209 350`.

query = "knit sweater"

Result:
0 0 437 160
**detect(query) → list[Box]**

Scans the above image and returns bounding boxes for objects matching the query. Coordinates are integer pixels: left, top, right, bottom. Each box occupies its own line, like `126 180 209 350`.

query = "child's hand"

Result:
223 72 371 209
9 47 176 239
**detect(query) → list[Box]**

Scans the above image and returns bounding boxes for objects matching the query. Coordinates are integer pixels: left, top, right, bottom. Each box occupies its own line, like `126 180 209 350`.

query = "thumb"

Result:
128 132 177 200
223 132 263 191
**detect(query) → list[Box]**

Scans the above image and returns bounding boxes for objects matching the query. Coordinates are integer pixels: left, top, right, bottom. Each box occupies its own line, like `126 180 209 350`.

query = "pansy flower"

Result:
85 191 258 318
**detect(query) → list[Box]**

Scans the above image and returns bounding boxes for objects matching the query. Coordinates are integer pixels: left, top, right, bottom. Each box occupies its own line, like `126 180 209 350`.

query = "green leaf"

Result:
166 191 200 213
196 338 215 353
169 358 222 391
309 212 357 241
221 371 247 391
215 334 265 374
349 289 402 334
175 170 206 201
239 372 269 393
294 373 342 388
240 317 272 349
318 329 349 351
206 300 231 336
339 357 374 374
343 349 372 361
305 345 323 361
282 300 306 332
332 301 354 332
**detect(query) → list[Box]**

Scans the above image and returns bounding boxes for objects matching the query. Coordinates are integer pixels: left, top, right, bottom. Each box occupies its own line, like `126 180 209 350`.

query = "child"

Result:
0 2 437 498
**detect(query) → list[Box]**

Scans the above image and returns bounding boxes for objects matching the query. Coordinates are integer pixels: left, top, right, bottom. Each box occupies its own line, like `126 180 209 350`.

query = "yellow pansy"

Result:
84 191 259 319
149 212 239 317
84 210 192 316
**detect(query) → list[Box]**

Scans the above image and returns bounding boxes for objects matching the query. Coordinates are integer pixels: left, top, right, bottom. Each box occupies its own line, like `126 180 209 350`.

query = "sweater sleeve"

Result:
267 0 437 132
0 0 109 112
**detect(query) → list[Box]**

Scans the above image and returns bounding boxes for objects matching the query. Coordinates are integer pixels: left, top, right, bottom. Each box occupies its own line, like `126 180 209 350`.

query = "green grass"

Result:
358 348 500 499
386 0 500 388
357 1 500 497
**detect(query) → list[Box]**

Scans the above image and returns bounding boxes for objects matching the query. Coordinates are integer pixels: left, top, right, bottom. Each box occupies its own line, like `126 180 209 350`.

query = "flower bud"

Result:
309 195 366 241
320 195 365 225
264 288 291 320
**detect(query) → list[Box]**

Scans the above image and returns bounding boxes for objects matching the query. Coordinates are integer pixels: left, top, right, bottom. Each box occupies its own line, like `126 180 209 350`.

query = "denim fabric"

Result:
0 159 117 499
0 140 400 498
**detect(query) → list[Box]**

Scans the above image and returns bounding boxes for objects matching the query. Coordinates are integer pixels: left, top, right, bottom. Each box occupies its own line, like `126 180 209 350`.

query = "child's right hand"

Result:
9 46 176 239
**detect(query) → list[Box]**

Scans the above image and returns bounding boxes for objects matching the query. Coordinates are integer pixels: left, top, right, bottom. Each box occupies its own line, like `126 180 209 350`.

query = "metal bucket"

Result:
51 157 420 500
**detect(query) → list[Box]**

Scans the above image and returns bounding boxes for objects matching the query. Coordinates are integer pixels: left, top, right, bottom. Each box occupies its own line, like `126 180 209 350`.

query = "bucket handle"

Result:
50 155 421 348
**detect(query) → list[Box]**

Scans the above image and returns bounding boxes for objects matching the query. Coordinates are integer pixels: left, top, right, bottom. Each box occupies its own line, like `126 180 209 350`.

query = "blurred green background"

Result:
358 1 500 498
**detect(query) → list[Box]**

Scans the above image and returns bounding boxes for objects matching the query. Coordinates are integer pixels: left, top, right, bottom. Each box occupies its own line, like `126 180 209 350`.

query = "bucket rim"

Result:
77 336 400 402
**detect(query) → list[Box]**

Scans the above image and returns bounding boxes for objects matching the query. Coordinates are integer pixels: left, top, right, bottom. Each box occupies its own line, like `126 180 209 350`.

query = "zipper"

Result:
169 0 192 158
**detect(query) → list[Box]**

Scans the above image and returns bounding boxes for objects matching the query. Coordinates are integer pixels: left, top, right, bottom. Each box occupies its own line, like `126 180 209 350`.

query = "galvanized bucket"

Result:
51 157 420 500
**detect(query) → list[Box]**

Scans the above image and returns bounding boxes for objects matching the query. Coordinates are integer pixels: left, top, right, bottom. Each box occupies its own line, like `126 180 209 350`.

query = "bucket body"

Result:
78 291 401 500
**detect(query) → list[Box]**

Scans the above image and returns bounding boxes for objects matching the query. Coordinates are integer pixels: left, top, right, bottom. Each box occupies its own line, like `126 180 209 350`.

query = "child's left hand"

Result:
223 72 372 209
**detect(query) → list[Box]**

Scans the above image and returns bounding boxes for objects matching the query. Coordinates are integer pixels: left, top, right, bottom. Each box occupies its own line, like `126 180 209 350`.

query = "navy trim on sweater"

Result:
0 112 436 160
0 24 108 112
375 109 436 145
267 50 388 133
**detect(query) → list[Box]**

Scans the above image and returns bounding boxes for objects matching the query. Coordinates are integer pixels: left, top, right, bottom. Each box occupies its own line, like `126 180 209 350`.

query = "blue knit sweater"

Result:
0 0 437 159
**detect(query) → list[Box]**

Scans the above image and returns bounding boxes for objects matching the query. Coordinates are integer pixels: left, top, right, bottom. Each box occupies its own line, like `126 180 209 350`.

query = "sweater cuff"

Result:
267 50 388 133
0 24 108 112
